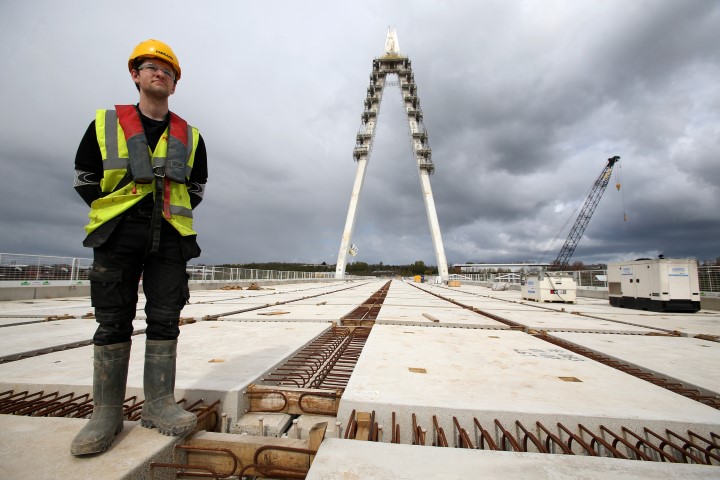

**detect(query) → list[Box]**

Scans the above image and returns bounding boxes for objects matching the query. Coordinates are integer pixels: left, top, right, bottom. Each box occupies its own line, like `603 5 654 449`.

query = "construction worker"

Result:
71 39 208 456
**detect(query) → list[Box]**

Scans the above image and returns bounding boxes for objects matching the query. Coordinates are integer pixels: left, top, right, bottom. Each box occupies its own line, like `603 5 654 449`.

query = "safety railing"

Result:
0 253 340 287
2 253 718 294
185 265 337 283
699 266 720 297
0 254 93 287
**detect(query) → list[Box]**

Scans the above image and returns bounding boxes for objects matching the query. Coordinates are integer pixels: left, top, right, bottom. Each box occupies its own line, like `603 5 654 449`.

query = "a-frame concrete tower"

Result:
335 28 449 281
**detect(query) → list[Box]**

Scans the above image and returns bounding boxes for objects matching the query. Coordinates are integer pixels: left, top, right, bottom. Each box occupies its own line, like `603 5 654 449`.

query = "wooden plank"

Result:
355 411 371 441
308 422 327 463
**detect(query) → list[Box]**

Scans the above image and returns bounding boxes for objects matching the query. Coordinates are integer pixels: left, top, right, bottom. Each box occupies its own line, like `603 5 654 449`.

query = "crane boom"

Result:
549 156 620 271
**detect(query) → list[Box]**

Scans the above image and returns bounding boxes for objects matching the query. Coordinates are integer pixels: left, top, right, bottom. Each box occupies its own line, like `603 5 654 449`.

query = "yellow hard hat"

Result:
128 39 181 81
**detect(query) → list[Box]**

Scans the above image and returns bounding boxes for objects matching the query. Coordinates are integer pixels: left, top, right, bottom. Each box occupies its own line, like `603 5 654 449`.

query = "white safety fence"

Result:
1 253 718 295
699 266 720 297
0 253 338 288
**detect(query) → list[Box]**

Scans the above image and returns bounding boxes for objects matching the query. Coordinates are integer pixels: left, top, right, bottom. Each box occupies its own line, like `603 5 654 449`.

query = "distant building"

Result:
453 263 550 273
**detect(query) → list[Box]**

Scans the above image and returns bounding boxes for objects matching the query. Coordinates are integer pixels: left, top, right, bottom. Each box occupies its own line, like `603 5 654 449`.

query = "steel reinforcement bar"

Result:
261 326 371 391
0 388 219 432
343 410 720 466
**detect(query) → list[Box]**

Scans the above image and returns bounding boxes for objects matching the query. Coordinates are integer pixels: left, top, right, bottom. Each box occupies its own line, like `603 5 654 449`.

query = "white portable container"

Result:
521 272 576 303
607 258 700 312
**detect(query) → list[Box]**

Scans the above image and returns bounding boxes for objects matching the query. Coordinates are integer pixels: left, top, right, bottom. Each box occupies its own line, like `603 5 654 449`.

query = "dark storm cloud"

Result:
0 0 718 267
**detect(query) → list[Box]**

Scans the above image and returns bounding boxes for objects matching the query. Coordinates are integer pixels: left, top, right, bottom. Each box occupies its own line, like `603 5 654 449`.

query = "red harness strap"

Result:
163 177 172 219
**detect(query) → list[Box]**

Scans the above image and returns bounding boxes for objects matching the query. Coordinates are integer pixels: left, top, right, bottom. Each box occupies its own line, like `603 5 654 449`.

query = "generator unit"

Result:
607 258 701 312
521 272 577 303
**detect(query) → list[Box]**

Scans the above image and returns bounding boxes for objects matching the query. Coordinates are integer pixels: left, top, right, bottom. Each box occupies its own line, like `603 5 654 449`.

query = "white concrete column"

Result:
418 171 449 280
336 158 369 278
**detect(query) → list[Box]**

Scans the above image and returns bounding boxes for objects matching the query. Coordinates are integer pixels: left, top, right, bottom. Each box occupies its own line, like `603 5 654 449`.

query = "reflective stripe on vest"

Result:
85 107 199 237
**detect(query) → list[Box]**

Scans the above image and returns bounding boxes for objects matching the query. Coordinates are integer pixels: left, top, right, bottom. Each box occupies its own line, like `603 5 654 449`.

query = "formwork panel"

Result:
307 438 720 480
550 332 720 396
338 325 720 445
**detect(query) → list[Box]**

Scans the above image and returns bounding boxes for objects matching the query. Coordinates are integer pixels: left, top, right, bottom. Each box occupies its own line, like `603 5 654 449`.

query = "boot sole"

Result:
141 417 197 436
70 422 123 456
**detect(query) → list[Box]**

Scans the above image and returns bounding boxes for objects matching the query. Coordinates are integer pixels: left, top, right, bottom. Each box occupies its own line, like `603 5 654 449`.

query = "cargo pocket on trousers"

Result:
88 268 125 308
178 272 190 309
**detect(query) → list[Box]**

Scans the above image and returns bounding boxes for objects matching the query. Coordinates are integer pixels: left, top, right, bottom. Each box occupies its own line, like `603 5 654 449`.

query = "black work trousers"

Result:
89 213 190 346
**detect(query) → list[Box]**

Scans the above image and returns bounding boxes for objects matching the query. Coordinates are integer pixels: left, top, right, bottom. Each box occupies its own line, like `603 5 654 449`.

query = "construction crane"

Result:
548 155 621 271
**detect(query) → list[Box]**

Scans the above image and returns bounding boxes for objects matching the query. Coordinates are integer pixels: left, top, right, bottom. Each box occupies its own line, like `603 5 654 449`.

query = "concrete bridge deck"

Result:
1 279 719 479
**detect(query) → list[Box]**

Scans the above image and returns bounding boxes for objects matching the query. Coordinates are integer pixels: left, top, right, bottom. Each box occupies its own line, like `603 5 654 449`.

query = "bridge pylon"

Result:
335 28 449 282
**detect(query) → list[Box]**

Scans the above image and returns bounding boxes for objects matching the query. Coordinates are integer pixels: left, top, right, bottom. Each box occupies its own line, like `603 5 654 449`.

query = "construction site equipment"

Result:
549 155 621 271
521 272 577 304
608 258 701 312
335 28 449 281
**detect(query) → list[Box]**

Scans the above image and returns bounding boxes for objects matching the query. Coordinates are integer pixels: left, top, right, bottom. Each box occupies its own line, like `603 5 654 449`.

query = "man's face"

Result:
131 57 177 97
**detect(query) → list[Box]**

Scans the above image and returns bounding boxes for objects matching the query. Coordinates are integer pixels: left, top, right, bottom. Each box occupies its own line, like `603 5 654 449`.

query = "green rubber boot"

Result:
140 339 197 436
70 342 131 456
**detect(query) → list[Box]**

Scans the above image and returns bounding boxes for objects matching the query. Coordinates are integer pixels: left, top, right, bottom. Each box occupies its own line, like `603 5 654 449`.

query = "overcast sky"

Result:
1 0 718 267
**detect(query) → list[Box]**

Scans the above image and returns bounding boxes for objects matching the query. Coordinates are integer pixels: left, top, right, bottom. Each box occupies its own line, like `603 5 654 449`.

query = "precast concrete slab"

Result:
0 316 82 327
0 321 330 421
426 284 720 337
375 304 509 329
185 282 354 303
0 296 95 318
550 332 720 396
0 318 98 360
509 296 720 337
581 312 720 337
180 284 380 319
222 303 353 322
338 325 720 447
384 285 456 308
0 415 181 480
490 307 660 333
179 301 281 319
291 286 393 307
306 438 720 480
413 286 664 333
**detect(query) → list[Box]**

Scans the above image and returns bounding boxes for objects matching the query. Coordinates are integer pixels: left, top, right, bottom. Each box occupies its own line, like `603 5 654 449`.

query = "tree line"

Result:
220 261 438 277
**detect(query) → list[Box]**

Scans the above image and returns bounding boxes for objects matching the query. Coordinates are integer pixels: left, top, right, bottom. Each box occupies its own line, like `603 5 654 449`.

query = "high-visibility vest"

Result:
85 105 200 237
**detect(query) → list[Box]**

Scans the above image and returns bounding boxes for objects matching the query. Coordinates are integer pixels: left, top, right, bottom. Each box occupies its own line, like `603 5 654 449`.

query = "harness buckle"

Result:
153 166 166 178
